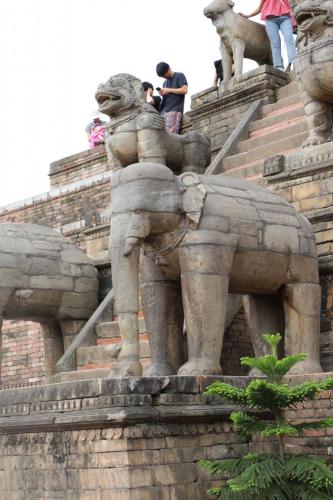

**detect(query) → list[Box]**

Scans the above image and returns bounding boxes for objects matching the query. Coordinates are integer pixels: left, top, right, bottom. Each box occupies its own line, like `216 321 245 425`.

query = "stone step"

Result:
276 80 299 100
224 160 264 179
97 333 149 345
96 316 146 338
223 132 308 171
52 367 110 383
261 93 301 117
238 119 307 153
223 146 298 180
76 339 151 366
249 103 304 134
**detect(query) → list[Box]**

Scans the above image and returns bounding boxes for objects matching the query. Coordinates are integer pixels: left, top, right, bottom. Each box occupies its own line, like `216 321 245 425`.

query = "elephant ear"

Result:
178 172 207 229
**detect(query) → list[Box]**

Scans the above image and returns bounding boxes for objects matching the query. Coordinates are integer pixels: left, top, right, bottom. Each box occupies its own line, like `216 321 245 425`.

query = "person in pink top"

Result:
240 0 296 71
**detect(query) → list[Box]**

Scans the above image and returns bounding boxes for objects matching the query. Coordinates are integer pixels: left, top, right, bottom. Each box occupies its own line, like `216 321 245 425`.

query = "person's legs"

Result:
279 16 297 67
265 19 283 69
161 111 182 134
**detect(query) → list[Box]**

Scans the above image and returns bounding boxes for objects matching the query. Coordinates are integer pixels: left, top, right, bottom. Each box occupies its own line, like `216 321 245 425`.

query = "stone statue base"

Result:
0 374 330 498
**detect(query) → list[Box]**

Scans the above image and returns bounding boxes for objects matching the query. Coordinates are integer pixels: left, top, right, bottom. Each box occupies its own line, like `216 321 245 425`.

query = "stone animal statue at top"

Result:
204 0 273 83
109 162 321 377
0 223 98 378
295 0 333 147
95 74 210 174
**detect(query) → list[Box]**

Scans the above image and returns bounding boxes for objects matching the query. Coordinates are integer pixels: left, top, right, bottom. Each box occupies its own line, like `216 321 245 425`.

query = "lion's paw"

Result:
302 134 331 148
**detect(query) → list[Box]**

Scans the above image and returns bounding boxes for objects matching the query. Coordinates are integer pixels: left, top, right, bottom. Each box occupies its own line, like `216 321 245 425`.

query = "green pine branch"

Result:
200 333 333 499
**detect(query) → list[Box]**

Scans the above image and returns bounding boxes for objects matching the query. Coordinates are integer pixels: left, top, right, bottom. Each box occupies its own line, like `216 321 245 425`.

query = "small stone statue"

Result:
295 0 333 147
203 0 273 83
109 162 322 377
95 73 211 173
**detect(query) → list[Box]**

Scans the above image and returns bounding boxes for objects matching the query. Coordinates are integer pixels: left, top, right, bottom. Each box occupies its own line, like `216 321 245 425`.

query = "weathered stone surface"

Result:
0 375 330 499
0 223 98 377
110 162 321 377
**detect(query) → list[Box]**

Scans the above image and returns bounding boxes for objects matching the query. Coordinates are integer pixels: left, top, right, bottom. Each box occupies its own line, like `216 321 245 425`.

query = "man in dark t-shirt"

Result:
156 61 188 134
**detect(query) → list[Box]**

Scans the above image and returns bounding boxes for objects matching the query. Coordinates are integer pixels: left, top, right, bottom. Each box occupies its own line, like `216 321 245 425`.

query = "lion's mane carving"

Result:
295 0 333 147
95 73 211 173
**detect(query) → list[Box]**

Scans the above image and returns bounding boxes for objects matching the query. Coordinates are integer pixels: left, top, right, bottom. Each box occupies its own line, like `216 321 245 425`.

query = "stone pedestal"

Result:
0 376 252 499
0 374 333 499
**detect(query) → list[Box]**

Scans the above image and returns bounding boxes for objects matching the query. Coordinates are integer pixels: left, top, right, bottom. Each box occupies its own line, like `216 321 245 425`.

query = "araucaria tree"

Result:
200 333 333 500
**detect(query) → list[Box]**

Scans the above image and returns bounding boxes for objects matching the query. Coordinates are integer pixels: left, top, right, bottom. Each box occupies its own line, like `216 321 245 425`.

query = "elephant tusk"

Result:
123 236 141 256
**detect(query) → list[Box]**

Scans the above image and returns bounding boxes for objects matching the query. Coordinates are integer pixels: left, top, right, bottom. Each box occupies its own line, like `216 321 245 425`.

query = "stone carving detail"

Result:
110 162 321 377
0 421 230 449
203 0 273 83
0 223 98 377
95 73 211 173
295 0 333 147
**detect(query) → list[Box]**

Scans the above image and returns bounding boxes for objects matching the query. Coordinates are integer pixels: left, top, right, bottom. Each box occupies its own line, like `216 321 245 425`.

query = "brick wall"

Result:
49 145 108 189
1 321 44 388
0 422 248 499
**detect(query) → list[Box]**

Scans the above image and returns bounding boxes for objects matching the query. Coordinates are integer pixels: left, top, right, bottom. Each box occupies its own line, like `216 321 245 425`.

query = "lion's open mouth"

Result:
295 9 326 25
95 91 121 109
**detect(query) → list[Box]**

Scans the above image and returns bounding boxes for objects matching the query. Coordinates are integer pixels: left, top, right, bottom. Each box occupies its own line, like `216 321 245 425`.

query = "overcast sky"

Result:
0 0 262 206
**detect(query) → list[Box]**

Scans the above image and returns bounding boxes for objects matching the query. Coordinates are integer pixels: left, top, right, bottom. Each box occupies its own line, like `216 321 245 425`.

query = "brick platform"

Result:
0 375 331 499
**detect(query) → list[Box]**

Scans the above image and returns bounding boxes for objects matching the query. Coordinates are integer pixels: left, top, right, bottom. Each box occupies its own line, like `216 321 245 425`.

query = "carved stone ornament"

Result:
95 73 211 174
203 0 273 83
295 0 333 147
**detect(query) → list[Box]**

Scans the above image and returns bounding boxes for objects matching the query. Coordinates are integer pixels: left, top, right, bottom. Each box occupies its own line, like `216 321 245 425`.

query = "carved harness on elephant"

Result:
143 223 188 264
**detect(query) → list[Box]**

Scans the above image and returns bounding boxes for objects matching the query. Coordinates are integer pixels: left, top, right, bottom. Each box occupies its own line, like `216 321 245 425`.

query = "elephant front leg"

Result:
109 240 142 377
178 244 235 376
140 254 184 376
179 271 229 376
41 321 64 380
283 283 322 374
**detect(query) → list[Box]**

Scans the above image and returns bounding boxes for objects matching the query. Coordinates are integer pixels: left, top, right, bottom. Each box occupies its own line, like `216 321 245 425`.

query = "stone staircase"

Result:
222 79 307 184
53 308 151 383
54 75 308 383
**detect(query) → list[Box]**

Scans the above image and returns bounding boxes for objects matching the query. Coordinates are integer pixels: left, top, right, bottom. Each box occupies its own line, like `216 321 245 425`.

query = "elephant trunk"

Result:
123 213 151 256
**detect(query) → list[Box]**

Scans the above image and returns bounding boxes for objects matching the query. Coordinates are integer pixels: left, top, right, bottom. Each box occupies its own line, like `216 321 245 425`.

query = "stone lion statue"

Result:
95 74 211 174
295 0 333 147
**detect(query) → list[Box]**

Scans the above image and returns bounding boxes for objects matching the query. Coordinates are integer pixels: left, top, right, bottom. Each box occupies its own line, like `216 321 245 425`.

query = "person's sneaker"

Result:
285 62 294 72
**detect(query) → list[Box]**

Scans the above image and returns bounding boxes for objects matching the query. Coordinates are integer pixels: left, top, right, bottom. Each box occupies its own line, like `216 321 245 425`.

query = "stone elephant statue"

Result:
0 223 98 378
110 163 322 377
